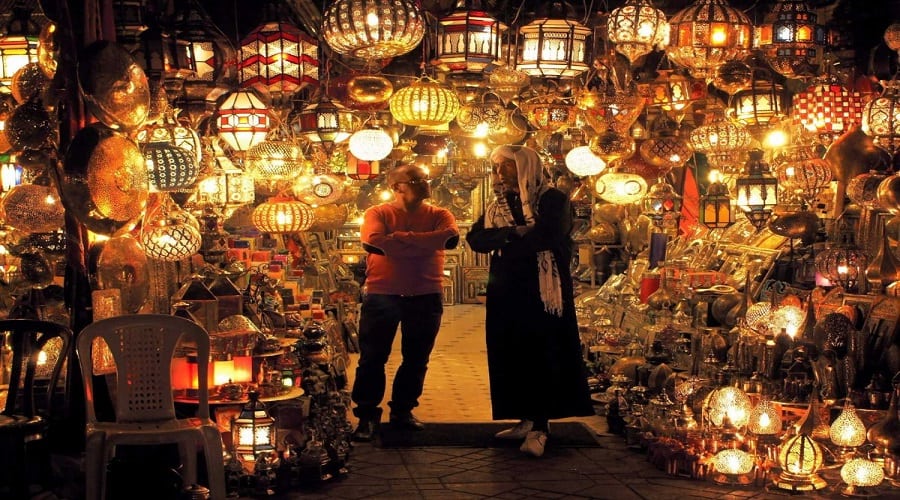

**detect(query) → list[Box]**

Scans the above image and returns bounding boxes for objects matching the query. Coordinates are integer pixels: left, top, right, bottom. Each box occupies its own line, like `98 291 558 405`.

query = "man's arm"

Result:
389 209 460 250
361 207 455 257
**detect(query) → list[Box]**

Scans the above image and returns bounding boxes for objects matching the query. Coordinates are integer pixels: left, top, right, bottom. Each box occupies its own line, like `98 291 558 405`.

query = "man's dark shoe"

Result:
389 413 426 431
351 419 378 442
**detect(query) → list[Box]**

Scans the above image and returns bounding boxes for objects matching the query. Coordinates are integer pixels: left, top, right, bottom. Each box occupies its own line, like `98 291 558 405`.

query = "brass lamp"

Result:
755 0 826 79
748 397 782 461
291 95 357 153
815 220 867 291
688 104 752 172
791 80 863 146
0 6 40 89
829 401 868 461
433 0 506 73
322 0 426 60
775 398 828 491
348 126 394 162
515 0 591 79
841 457 885 497
642 180 682 230
666 0 753 80
140 195 202 262
711 448 755 485
172 0 238 103
251 197 314 234
707 386 752 429
231 391 277 471
389 76 461 127
606 0 669 66
862 79 900 157
593 168 648 205
700 177 734 229
243 139 304 182
735 150 778 231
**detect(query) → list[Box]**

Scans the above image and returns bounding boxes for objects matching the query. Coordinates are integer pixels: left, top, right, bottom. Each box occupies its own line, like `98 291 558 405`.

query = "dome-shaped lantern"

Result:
322 0 426 59
666 0 753 80
215 89 271 152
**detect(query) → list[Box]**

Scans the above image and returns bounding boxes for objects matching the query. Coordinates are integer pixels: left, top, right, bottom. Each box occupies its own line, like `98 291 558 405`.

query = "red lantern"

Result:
239 22 318 97
346 152 381 181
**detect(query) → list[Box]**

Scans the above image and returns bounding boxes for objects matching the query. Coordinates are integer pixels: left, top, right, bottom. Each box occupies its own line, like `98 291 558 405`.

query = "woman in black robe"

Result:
466 145 593 457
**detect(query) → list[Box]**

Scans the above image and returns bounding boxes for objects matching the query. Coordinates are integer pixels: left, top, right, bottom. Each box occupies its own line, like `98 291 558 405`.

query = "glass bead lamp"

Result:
322 0 426 60
251 197 314 234
607 0 669 66
565 145 606 177
755 0 826 79
389 76 461 127
735 150 778 231
841 458 885 497
239 22 318 98
515 0 591 79
830 401 867 461
348 126 394 162
433 0 506 73
215 89 271 152
231 391 276 471
666 0 753 80
711 448 755 485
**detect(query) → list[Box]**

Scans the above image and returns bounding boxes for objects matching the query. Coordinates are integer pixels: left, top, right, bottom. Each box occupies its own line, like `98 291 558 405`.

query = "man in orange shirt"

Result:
350 164 459 442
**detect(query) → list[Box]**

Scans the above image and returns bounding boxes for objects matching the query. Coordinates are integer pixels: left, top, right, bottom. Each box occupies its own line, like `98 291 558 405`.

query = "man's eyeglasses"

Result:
396 178 429 186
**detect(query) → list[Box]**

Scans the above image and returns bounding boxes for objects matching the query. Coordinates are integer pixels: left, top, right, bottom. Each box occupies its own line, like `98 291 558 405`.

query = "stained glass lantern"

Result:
516 1 591 79
701 179 734 229
243 140 304 182
433 0 506 73
607 0 669 66
638 70 692 113
520 95 576 133
322 0 426 60
239 22 318 98
731 73 786 134
0 153 22 194
173 0 238 102
841 458 884 496
594 168 648 205
755 0 825 80
140 196 202 261
143 142 199 192
292 95 357 153
389 76 460 127
862 80 900 157
346 152 381 180
348 126 394 162
666 0 753 81
642 180 682 229
735 150 778 231
0 8 40 90
231 391 276 470
251 197 314 234
216 90 271 152
193 138 255 212
565 145 606 176
688 105 752 172
791 81 863 145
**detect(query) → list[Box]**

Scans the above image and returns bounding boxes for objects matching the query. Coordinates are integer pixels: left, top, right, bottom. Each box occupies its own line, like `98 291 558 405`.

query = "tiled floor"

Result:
266 304 863 499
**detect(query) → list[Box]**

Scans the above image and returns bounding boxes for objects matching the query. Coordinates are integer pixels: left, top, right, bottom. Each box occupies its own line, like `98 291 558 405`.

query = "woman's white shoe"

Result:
520 430 548 457
494 420 533 440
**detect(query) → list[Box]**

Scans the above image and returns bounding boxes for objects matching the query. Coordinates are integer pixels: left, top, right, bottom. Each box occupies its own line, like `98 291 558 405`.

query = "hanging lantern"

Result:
454 95 508 138
140 196 202 261
389 76 460 127
700 179 734 229
847 171 889 210
774 143 832 206
292 172 346 207
594 168 648 205
689 105 752 172
0 153 22 194
173 0 238 102
488 65 530 104
231 391 276 470
192 138 255 212
565 145 606 177
516 1 591 79
862 79 900 157
239 22 318 98
291 95 357 153
215 89 271 152
731 71 786 134
251 197 314 234
433 0 506 73
322 0 426 59
0 7 40 90
348 126 394 162
642 180 682 229
755 0 825 79
520 94 577 133
735 150 778 231
640 117 693 173
138 111 204 166
791 80 863 145
815 220 867 291
589 127 636 164
243 140 304 182
143 142 199 192
346 152 381 180
841 458 885 496
638 70 692 113
666 0 753 80
712 59 753 96
0 182 64 233
606 0 670 65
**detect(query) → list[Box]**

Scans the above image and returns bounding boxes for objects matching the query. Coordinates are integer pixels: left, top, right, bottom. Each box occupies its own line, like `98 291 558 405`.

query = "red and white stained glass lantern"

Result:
239 22 318 98
216 89 271 152
173 0 238 102
433 0 506 73
790 81 863 144
346 152 381 180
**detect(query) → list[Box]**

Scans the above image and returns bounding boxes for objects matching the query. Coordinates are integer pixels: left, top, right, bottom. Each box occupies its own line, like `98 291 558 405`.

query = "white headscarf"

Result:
484 145 563 317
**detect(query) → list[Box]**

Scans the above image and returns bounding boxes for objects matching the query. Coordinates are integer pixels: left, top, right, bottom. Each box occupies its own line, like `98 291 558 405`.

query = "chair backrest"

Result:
76 314 210 424
0 319 73 418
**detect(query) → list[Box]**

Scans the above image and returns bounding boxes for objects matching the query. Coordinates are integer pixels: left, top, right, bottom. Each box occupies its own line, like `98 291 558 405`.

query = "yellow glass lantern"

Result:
711 448 755 485
666 0 753 80
638 70 692 113
775 398 828 491
749 398 782 435
707 386 752 428
841 458 885 496
239 22 318 97
251 197 314 234
243 140 304 182
565 145 606 177
433 0 506 73
700 179 734 229
516 1 591 79
231 391 276 470
215 89 271 152
607 0 669 65
389 76 461 127
322 0 426 59
830 401 867 459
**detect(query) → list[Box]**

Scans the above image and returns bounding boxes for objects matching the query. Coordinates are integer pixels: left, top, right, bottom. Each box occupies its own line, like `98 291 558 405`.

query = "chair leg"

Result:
178 440 198 488
200 427 227 500
84 433 107 500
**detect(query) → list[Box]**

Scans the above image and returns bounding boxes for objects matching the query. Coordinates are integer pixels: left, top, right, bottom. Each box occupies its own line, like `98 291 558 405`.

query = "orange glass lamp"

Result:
700 178 734 229
711 448 755 485
755 0 825 79
840 457 885 497
791 80 863 145
666 0 753 80
515 0 591 79
346 153 381 181
433 0 506 73
830 401 868 461
216 89 271 152
231 391 276 470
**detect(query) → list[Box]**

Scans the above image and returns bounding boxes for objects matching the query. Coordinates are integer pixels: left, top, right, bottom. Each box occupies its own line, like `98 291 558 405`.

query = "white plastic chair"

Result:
77 314 226 500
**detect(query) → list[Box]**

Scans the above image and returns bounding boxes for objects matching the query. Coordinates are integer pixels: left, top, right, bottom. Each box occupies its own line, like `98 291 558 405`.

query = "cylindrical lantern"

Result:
143 142 200 192
231 391 276 470
216 90 271 152
433 1 506 73
731 73 786 134
239 22 318 97
516 1 591 78
322 0 426 59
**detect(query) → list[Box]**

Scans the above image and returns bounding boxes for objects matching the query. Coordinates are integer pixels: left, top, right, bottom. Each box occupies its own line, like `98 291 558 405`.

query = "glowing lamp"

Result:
232 355 253 383
749 398 782 435
707 386 752 428
433 0 506 73
0 153 22 193
346 153 381 180
700 180 734 229
841 458 884 496
211 357 235 386
594 169 648 205
516 1 591 78
140 198 202 261
666 0 753 80
862 80 900 157
0 26 38 89
830 402 867 459
291 95 356 153
565 145 606 176
251 197 314 234
322 0 426 59
348 127 394 162
775 398 828 491
755 0 826 79
143 142 199 192
607 0 670 65
215 89 271 152
791 81 862 145
735 150 778 231
389 76 460 127
231 391 276 470
243 140 304 182
239 22 318 97
711 448 755 485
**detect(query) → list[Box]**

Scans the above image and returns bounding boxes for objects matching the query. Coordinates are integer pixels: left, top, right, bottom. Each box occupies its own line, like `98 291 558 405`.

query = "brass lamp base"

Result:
710 471 754 486
774 472 828 491
841 484 882 497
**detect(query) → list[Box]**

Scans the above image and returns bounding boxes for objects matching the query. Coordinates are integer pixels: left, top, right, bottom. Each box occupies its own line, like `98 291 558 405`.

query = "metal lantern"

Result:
231 391 276 470
433 0 506 73
1 183 64 233
389 77 460 127
700 179 734 229
755 0 825 79
774 143 832 205
251 197 314 234
520 94 576 134
607 0 669 65
707 386 752 428
173 0 238 102
488 65 530 104
711 448 755 485
841 458 885 496
735 149 778 231
829 401 867 458
454 96 508 137
748 398 782 436
193 138 255 212
243 140 304 182
688 105 752 172
638 70 692 113
215 90 271 152
0 7 40 89
666 0 753 80
138 111 204 167
322 0 426 60
292 172 346 207
815 221 867 291
731 72 786 134
291 95 357 153
776 431 827 491
791 81 863 145
143 142 199 192
862 79 900 157
642 180 682 229
516 1 591 78
348 127 394 162
140 196 202 261
239 22 318 98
